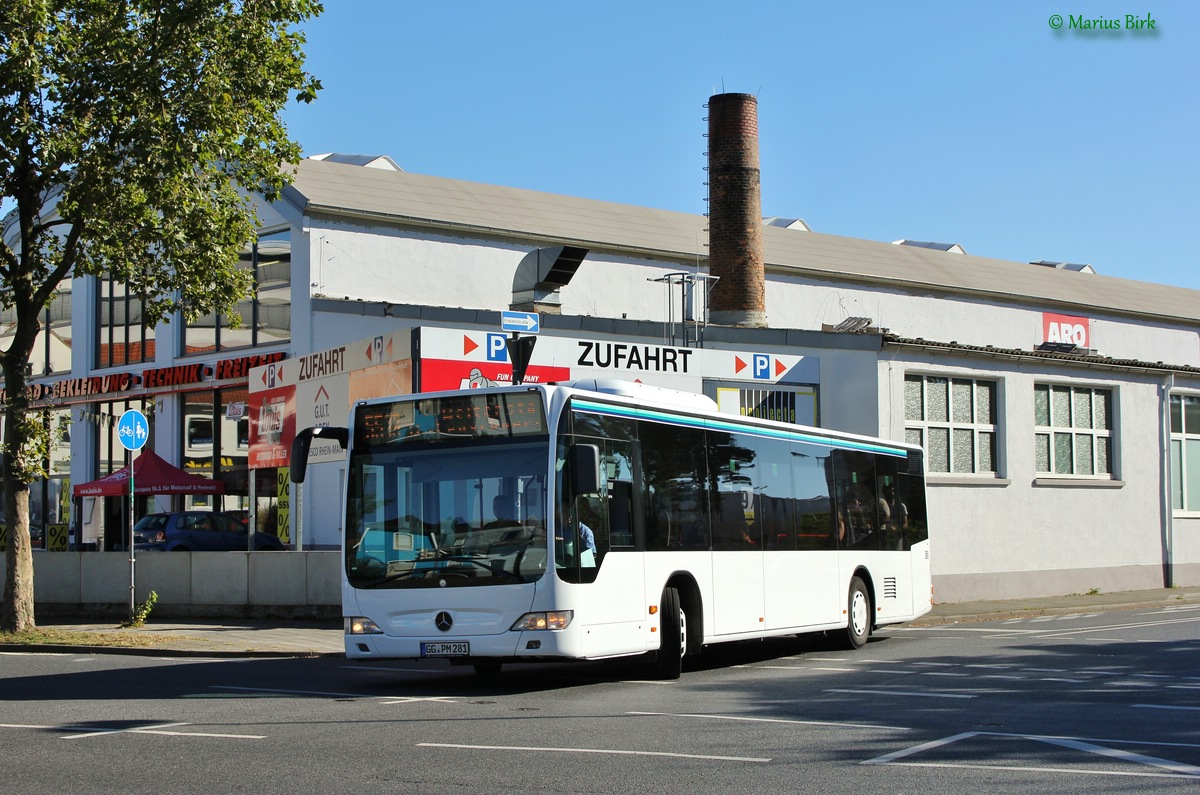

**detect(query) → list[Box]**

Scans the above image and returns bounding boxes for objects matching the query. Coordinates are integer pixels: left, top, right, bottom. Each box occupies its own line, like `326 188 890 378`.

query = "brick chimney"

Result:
706 93 766 327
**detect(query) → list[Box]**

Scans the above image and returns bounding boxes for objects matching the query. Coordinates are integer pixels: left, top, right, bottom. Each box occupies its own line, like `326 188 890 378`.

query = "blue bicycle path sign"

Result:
117 409 150 451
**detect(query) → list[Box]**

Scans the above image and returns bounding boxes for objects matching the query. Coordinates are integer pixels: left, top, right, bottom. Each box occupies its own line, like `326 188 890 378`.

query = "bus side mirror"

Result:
290 426 349 483
569 443 601 497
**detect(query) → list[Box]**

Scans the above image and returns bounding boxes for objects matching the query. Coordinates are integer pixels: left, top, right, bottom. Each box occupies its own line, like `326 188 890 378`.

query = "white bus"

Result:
292 379 931 678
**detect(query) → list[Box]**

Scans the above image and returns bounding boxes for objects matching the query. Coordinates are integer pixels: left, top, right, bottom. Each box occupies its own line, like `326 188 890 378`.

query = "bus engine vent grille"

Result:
883 577 898 599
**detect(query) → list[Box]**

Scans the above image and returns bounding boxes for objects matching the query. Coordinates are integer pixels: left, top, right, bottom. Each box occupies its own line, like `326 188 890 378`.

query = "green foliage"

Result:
1 0 323 633
123 590 158 629
6 412 49 482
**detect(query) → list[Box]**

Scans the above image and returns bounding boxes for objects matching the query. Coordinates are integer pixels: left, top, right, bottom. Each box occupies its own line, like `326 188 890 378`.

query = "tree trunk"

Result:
2 355 37 633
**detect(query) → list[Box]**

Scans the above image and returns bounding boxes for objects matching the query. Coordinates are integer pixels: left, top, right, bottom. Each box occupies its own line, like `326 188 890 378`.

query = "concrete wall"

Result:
5 551 340 620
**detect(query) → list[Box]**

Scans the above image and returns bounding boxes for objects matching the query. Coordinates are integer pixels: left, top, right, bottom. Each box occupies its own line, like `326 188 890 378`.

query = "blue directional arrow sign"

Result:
501 310 540 334
117 409 150 451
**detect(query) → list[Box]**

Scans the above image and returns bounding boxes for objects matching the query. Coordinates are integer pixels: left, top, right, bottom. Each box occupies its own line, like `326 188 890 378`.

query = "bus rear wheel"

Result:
655 587 686 680
842 576 872 650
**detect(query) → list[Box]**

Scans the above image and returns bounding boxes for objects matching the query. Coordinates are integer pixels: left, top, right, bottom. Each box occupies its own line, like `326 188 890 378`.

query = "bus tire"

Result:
655 587 686 680
842 576 871 650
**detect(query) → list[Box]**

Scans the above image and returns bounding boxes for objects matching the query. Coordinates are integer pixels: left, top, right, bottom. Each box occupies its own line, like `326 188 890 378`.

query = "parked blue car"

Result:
133 511 285 551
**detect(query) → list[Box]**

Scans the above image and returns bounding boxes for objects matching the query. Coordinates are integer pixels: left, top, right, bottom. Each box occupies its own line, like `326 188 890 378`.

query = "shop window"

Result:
180 388 255 518
905 374 998 474
183 229 291 354
1170 394 1200 511
715 385 819 426
81 398 155 550
1034 383 1114 476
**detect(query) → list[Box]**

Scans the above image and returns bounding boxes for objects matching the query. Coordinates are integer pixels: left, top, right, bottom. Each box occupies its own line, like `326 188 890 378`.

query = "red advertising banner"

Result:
248 385 296 469
420 358 571 393
1042 312 1091 348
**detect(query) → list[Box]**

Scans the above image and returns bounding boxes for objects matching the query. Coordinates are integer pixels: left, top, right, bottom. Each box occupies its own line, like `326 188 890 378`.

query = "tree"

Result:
0 1 322 632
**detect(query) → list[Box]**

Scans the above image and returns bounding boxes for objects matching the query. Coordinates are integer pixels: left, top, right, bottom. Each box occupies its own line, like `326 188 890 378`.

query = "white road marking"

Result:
212 684 461 704
864 731 978 763
881 761 1196 780
417 742 769 763
1135 703 1200 712
378 696 461 705
827 688 975 699
212 685 368 699
57 725 261 744
63 722 190 739
0 721 265 741
865 731 1200 778
1038 735 1200 776
627 710 909 732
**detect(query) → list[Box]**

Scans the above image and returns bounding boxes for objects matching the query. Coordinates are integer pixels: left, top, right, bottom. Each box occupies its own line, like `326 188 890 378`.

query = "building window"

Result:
1034 383 1113 476
904 374 997 474
1170 394 1200 511
183 229 291 354
1 285 73 375
97 271 153 368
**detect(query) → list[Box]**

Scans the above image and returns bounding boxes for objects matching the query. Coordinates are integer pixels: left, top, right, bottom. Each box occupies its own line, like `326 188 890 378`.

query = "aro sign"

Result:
1042 312 1090 349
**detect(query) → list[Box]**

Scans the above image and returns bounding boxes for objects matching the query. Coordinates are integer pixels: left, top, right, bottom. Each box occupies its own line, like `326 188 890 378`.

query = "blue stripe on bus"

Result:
571 399 908 458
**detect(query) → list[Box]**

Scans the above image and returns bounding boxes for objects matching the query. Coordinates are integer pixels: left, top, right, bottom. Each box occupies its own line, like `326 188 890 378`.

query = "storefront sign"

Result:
418 328 818 392
19 351 285 408
1042 312 1091 348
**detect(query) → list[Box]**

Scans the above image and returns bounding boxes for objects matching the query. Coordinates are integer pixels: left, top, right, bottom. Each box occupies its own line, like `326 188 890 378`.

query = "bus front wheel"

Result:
842 576 872 650
655 587 686 680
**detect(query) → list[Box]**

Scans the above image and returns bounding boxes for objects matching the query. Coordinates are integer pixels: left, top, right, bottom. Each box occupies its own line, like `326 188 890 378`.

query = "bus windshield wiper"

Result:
422 549 526 582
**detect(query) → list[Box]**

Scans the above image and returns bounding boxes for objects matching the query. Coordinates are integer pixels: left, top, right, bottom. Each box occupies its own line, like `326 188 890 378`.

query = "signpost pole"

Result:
128 451 136 622
117 408 149 624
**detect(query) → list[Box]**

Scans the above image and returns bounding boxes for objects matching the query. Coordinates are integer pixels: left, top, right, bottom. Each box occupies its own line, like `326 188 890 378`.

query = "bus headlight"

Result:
510 611 573 631
345 617 384 635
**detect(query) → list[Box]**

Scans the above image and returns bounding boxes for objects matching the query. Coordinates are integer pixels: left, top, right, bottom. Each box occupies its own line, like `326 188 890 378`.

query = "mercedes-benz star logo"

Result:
434 611 453 632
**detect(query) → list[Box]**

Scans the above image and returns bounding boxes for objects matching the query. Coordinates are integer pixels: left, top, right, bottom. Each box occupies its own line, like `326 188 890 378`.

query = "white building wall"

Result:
881 348 1176 601
766 275 1199 366
303 220 703 324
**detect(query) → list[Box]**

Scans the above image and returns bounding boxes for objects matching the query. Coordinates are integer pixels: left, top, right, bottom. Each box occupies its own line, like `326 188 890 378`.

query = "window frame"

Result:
1033 382 1115 478
1169 392 1200 513
181 227 291 355
904 373 1000 476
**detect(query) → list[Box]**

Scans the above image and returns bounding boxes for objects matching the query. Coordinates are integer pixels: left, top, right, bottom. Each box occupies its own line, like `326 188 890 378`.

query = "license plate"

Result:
421 641 469 657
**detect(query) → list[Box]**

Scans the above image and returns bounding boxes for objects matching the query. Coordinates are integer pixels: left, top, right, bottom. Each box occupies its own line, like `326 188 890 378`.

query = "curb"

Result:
911 597 1194 626
0 643 342 658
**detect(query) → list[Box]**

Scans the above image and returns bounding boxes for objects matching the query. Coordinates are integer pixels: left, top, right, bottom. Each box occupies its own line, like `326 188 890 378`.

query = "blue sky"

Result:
285 2 1199 290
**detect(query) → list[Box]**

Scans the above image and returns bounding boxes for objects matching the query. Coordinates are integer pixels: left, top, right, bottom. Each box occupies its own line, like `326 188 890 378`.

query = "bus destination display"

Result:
357 392 546 446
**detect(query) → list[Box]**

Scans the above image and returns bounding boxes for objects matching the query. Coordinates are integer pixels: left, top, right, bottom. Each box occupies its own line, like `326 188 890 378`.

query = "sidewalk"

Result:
4 585 1199 658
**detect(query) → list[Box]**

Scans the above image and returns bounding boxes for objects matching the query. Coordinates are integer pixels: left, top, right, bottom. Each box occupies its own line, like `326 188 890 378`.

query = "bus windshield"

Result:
345 440 550 589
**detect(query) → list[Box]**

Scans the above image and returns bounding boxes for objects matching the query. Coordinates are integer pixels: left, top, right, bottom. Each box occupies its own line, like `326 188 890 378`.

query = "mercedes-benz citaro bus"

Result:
291 378 931 679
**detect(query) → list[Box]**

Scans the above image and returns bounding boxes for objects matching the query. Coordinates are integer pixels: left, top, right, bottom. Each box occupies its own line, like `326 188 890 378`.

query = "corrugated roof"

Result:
283 158 1200 325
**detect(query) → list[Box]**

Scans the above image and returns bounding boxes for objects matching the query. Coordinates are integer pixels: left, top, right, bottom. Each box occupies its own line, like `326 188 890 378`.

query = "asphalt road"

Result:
2 604 1198 794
